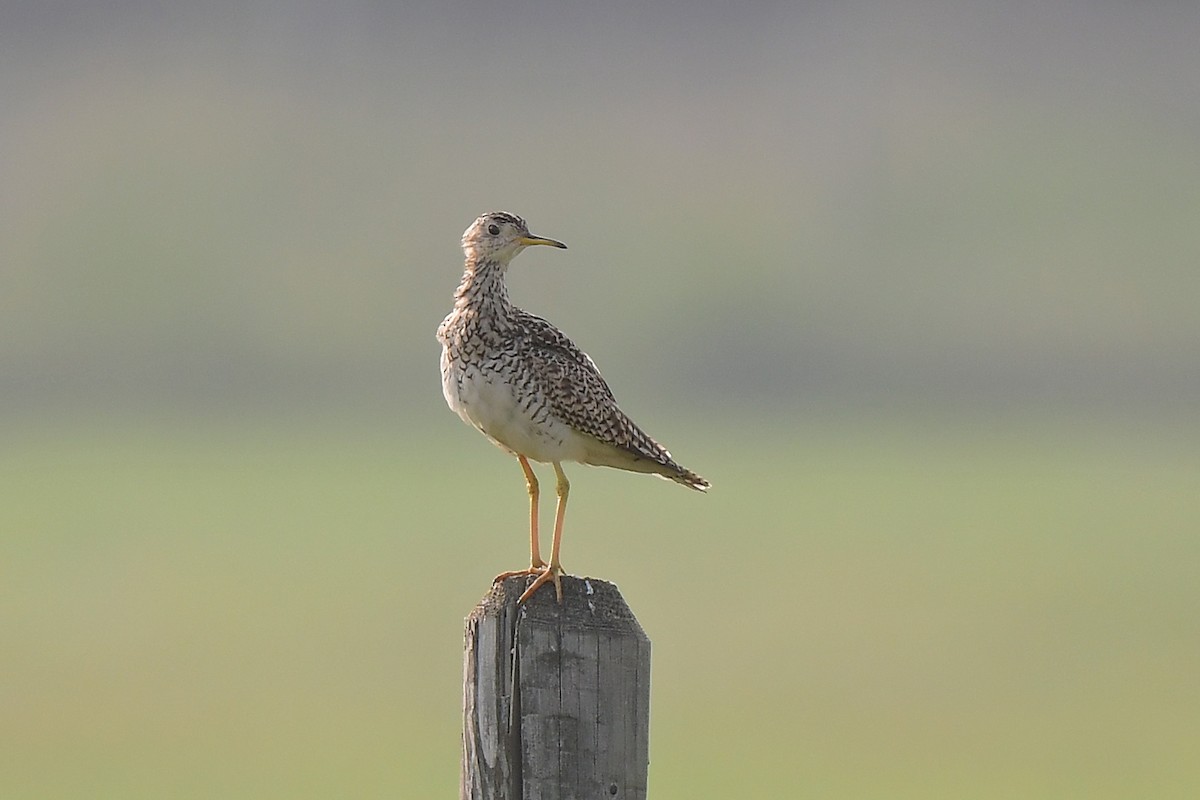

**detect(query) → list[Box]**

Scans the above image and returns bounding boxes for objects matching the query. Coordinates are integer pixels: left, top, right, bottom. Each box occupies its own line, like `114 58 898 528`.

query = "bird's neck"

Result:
453 257 512 316
451 260 506 311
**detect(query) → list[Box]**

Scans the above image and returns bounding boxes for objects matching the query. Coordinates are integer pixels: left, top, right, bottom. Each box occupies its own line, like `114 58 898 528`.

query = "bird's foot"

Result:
493 562 563 605
493 558 547 582
518 563 563 604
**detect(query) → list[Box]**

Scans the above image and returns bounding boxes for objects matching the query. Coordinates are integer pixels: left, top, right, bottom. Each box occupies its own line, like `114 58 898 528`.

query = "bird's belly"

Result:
443 359 586 463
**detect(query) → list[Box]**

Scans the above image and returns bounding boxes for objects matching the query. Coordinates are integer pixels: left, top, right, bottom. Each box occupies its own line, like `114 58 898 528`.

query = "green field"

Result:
3 413 1197 798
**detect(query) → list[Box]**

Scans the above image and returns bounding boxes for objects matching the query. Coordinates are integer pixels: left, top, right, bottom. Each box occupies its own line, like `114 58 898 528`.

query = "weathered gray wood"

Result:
461 576 651 800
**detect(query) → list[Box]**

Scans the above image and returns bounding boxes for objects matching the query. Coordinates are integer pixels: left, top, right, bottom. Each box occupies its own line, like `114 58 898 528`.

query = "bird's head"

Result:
461 212 567 265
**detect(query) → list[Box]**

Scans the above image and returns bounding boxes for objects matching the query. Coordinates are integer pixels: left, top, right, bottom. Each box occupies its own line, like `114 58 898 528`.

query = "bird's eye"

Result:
487 224 500 236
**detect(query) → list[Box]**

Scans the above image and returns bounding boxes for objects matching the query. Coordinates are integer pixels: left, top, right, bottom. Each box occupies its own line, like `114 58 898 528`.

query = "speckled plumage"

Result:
437 212 708 604
437 212 709 490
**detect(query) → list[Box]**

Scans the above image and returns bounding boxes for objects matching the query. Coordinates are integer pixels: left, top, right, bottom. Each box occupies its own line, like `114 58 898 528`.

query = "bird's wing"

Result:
515 312 675 463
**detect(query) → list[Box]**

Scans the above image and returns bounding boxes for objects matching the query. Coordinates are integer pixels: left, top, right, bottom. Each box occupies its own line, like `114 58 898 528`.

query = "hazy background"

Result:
3 1 1198 797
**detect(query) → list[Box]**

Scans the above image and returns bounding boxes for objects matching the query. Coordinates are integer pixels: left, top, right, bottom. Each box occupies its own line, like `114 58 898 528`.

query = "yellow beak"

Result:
519 234 568 249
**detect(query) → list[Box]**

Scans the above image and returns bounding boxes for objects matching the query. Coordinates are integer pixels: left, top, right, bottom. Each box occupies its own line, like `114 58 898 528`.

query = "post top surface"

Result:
468 575 648 640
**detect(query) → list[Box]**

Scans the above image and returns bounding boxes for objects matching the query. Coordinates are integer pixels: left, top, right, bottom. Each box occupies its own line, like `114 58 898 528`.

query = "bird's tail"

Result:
581 428 710 491
668 465 711 492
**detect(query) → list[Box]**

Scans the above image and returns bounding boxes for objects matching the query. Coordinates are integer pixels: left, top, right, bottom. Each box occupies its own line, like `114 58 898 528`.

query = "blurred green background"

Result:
3 2 1198 797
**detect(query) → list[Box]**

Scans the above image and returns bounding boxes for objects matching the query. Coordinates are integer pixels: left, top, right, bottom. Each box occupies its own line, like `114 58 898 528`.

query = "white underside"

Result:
442 353 595 464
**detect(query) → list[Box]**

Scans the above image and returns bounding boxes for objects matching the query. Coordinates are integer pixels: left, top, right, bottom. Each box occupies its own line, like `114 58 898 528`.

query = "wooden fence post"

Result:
461 575 651 800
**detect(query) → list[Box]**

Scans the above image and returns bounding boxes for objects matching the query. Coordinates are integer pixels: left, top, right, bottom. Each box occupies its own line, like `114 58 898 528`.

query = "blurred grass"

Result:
2 412 1197 798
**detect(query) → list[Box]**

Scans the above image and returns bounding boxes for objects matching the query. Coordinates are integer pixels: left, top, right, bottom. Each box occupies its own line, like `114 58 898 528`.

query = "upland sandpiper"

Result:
437 212 710 604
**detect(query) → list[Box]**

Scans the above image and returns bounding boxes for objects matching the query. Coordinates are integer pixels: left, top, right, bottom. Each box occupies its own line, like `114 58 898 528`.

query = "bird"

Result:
437 211 710 604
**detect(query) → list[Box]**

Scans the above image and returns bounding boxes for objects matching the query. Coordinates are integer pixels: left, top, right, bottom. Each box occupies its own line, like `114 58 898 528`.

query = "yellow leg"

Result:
494 455 546 585
548 462 568 573
518 455 544 569
517 462 568 604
